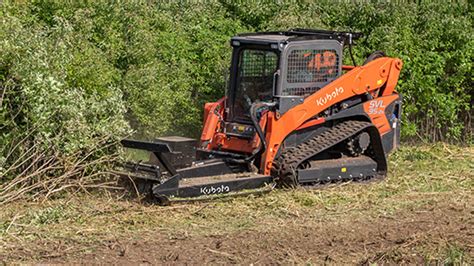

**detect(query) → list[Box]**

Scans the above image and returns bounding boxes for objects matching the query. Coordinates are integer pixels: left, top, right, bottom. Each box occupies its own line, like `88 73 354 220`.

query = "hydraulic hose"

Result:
250 102 268 152
245 101 276 162
223 101 275 164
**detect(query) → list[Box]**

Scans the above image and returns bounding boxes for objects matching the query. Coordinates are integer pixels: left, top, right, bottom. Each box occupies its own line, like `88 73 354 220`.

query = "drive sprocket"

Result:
347 131 371 156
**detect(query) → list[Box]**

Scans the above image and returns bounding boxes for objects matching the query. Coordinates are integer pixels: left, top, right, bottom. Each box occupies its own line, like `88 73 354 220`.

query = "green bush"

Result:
0 3 129 195
0 1 472 191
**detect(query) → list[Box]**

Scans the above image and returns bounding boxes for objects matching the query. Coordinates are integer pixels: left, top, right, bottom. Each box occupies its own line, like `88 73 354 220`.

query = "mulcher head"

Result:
117 137 273 204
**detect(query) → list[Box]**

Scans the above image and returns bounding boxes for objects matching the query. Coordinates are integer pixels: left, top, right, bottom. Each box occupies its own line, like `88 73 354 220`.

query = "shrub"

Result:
0 4 129 202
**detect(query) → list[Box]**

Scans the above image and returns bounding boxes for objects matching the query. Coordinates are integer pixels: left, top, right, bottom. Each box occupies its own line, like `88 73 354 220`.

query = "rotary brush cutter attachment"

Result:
117 137 274 205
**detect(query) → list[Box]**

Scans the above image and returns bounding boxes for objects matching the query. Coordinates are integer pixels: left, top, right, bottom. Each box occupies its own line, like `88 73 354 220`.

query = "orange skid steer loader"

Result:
119 29 403 204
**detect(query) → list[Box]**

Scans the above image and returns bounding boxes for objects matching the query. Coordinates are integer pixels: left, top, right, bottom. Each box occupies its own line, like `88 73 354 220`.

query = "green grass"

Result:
442 244 469 265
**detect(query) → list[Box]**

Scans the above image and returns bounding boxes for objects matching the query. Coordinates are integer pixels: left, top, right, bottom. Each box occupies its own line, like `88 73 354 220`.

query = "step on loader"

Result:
118 29 403 204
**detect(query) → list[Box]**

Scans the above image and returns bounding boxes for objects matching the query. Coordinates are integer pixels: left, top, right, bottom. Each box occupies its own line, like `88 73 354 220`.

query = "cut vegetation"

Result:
0 144 472 264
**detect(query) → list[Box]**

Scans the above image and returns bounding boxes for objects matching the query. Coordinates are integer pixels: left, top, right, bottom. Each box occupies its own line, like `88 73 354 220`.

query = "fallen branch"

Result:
0 135 122 205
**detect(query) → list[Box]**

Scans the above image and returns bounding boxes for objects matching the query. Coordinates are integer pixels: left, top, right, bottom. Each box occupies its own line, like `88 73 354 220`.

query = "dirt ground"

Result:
51 201 473 264
1 145 473 264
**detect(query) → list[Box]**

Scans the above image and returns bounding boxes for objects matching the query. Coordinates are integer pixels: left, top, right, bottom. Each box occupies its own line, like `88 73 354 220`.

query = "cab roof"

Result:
231 28 362 47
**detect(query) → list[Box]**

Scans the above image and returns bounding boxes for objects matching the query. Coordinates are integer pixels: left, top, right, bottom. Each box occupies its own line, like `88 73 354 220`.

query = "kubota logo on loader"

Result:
316 87 344 106
200 185 230 195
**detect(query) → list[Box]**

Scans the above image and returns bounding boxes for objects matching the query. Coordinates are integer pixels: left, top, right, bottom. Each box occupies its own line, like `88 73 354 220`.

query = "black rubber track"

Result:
273 120 372 186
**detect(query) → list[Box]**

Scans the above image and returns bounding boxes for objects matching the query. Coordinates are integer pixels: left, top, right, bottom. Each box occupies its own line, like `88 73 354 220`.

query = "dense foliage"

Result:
1 1 472 185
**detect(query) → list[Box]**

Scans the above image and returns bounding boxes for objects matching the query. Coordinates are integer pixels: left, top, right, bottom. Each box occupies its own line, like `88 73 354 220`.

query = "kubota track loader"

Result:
119 29 403 204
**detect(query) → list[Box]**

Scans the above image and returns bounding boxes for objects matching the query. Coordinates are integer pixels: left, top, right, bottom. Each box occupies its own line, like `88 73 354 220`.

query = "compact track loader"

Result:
119 29 403 204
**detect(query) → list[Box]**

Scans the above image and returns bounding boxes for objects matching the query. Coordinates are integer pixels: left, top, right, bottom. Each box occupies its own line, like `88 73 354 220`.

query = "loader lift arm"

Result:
262 57 403 175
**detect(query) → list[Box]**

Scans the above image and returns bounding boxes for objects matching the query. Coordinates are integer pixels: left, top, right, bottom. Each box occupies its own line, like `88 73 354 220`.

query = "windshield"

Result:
232 49 278 122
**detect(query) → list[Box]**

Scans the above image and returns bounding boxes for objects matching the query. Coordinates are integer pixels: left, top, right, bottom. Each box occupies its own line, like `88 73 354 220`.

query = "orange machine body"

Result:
200 57 403 175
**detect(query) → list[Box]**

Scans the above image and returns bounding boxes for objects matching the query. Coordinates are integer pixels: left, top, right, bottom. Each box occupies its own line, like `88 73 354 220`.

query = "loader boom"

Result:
262 57 403 174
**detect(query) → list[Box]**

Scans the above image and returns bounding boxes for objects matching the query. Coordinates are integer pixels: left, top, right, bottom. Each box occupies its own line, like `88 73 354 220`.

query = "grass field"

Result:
0 144 472 264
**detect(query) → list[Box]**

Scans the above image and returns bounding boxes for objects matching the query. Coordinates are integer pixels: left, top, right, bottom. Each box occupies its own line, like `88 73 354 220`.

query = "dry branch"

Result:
0 135 122 205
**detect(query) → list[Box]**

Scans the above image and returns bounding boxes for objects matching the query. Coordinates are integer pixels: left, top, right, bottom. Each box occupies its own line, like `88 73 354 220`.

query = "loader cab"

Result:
227 29 347 125
227 39 281 124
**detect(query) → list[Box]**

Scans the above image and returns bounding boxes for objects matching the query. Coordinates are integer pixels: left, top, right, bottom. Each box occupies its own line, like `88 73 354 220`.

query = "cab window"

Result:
233 49 278 122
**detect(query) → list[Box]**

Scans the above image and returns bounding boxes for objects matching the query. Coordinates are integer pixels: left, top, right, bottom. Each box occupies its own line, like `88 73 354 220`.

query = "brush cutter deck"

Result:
119 137 273 201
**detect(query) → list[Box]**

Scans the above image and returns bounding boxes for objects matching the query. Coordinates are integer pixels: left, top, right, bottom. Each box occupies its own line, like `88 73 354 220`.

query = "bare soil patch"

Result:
40 201 472 264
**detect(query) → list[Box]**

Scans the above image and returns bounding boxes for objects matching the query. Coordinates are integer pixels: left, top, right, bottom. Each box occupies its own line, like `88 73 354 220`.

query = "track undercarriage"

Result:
274 120 386 186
